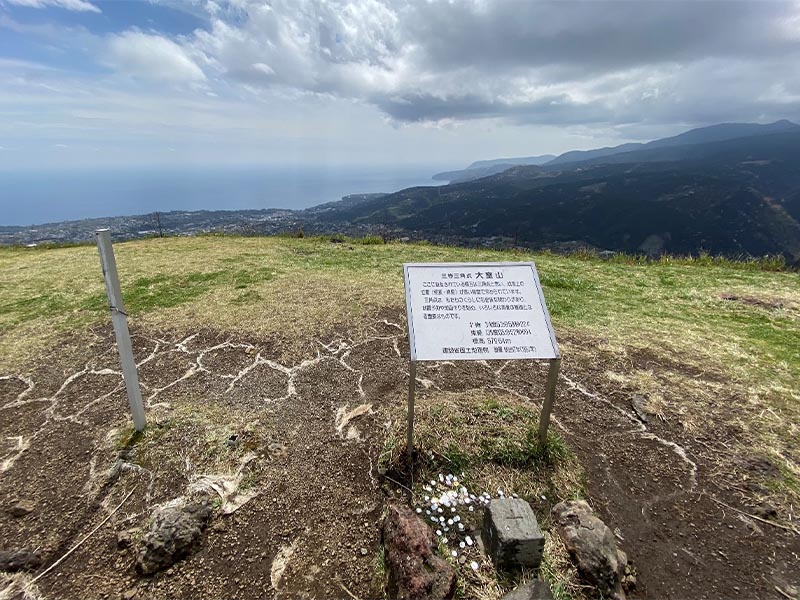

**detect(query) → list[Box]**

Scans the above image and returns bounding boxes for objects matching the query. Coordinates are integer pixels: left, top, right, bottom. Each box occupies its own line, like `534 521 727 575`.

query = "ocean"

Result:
0 165 449 227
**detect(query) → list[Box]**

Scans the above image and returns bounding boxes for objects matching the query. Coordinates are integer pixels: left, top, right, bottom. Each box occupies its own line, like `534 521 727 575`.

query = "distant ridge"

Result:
545 120 800 166
432 121 800 183
316 124 800 262
467 155 556 169
433 154 554 183
7 120 800 263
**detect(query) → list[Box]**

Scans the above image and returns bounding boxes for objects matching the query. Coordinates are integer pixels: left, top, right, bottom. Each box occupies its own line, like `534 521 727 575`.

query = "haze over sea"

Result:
0 165 448 227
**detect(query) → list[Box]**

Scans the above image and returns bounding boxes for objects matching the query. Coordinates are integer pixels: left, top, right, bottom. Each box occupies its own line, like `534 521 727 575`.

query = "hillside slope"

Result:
433 155 554 183
546 119 800 166
1 237 798 600
316 132 800 261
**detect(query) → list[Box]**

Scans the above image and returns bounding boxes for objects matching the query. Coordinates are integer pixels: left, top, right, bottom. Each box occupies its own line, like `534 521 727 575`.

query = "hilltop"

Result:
1 236 798 599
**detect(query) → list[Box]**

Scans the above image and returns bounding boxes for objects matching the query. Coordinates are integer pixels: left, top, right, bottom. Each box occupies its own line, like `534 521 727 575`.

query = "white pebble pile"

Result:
414 472 519 568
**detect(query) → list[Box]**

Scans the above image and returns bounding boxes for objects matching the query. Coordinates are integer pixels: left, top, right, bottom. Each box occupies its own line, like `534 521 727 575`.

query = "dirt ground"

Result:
1 309 798 600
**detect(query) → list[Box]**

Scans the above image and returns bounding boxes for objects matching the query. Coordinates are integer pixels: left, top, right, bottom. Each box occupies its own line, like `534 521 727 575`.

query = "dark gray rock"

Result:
8 500 34 518
383 504 456 600
0 549 42 572
117 529 134 550
482 498 544 571
502 579 554 600
551 500 627 600
135 500 212 575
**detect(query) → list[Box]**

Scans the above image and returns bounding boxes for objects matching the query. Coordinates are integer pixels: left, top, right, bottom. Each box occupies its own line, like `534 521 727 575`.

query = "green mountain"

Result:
545 119 800 166
467 155 556 169
432 155 554 183
315 129 800 261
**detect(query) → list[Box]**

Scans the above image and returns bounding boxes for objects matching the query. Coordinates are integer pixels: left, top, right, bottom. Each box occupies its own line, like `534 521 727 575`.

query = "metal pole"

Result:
406 360 417 460
538 358 561 448
95 229 146 432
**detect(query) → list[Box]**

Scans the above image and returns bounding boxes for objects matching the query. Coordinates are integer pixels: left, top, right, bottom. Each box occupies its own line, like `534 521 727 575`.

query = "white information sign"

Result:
404 262 559 362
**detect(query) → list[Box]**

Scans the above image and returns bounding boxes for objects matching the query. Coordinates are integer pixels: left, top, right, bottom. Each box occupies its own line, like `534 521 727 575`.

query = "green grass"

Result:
0 235 797 497
432 398 571 471
1 235 796 419
1 235 797 599
1 234 797 402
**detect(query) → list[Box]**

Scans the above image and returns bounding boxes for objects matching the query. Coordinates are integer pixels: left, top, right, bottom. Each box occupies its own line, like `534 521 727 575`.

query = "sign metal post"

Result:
539 357 561 447
95 229 146 432
406 361 417 460
403 262 559 460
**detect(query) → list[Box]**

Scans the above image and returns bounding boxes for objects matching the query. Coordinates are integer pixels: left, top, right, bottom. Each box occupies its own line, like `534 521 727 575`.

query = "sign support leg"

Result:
538 358 561 448
406 360 417 462
95 229 146 432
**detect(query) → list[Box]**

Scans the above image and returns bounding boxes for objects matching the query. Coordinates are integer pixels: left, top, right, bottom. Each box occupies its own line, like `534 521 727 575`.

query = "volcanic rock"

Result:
383 503 456 600
551 500 627 600
135 500 212 575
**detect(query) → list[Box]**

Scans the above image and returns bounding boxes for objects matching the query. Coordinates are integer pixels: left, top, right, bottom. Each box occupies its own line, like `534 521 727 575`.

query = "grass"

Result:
2 237 796 421
2 237 797 374
1 234 797 453
1 235 798 596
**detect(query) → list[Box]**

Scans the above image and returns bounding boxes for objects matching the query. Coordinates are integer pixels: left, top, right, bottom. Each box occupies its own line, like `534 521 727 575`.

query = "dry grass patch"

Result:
381 388 587 600
2 235 798 511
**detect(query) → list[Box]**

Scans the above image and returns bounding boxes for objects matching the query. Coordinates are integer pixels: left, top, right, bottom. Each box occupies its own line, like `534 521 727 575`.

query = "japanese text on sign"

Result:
404 262 559 361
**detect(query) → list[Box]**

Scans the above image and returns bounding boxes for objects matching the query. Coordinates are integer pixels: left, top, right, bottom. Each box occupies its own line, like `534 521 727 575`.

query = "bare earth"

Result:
1 310 798 599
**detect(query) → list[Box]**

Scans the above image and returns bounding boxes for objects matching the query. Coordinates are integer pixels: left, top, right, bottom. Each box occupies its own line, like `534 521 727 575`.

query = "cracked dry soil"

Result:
1 313 798 600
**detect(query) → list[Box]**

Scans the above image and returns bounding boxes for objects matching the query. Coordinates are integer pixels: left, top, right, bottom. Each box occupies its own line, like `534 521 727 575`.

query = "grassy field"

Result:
1 235 798 598
2 235 797 393
2 236 798 480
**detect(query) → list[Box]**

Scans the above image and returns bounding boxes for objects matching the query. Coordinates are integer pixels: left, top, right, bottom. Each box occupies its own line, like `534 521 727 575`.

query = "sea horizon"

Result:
0 164 452 228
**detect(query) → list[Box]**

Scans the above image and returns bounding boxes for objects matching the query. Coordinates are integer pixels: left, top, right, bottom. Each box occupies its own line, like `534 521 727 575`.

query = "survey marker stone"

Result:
482 498 544 571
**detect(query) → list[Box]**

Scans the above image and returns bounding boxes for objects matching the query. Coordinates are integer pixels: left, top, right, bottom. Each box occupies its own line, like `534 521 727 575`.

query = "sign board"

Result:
404 262 559 362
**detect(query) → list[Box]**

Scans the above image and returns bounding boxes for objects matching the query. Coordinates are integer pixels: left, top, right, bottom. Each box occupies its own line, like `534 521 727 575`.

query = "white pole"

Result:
95 229 146 431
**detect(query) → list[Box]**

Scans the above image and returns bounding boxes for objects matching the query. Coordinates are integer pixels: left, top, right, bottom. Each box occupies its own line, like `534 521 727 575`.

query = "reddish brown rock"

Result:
383 504 456 600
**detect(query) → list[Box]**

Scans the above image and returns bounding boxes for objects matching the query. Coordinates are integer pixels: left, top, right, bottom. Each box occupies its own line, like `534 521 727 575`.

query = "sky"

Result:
1 0 799 170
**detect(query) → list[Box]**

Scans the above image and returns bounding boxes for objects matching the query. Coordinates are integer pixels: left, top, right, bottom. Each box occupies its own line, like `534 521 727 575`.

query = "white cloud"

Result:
177 0 800 127
3 0 800 170
4 0 100 12
190 0 404 93
106 31 207 84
